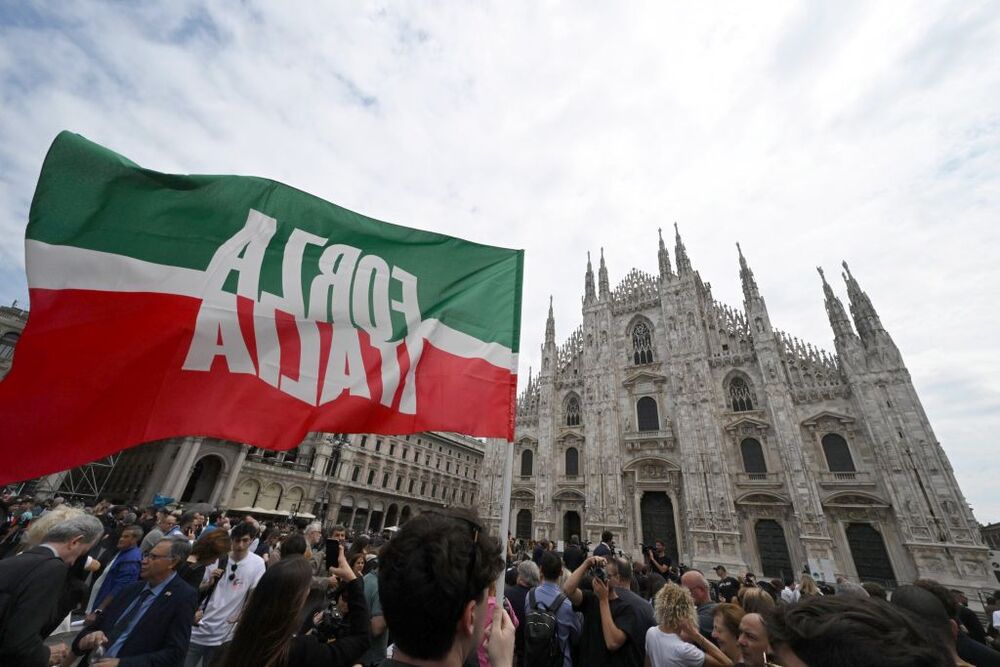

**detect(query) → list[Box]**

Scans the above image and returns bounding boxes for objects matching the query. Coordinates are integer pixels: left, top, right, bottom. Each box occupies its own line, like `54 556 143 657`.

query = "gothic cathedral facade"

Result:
478 226 993 592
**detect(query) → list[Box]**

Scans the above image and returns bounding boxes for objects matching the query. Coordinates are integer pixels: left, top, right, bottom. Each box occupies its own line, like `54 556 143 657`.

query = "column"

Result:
632 484 643 549
165 437 203 499
160 438 195 498
212 444 249 507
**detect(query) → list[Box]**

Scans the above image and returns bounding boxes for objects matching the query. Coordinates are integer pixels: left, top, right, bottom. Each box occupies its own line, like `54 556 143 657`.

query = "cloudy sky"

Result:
1 2 999 521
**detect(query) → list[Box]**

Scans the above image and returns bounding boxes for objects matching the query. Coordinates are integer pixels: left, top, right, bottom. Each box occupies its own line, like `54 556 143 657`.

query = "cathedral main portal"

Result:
640 491 679 565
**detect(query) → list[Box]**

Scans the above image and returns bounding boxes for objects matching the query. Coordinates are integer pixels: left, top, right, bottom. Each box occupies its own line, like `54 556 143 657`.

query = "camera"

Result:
314 602 350 643
590 565 608 582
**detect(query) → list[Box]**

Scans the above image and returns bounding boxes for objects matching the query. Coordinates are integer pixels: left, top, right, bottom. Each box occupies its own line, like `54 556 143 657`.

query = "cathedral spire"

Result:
817 266 855 340
841 261 884 343
658 228 673 279
545 295 555 346
584 251 596 305
598 247 610 299
736 242 759 303
674 223 692 275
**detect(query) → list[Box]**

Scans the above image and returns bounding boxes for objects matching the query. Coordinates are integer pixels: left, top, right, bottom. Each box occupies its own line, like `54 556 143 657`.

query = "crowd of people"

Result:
0 491 999 667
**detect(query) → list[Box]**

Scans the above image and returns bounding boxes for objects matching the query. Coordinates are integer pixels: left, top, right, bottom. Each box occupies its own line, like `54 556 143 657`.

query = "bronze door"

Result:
755 519 793 578
846 523 896 586
640 492 679 564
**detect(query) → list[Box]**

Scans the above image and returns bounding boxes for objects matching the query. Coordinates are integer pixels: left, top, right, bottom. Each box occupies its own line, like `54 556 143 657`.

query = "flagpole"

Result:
493 437 515 607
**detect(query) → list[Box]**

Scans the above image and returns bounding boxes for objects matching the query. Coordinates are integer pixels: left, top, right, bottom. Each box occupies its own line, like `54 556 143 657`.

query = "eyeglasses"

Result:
142 551 171 561
228 562 239 581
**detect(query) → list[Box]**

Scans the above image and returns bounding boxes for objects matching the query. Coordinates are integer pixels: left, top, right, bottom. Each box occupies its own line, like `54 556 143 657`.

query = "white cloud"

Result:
1 1 999 521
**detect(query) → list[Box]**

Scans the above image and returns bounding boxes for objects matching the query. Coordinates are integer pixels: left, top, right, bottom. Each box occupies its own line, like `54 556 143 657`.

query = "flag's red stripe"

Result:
0 288 513 485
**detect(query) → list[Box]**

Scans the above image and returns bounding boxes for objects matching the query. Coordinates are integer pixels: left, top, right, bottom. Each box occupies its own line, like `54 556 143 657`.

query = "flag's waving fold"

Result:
0 132 522 485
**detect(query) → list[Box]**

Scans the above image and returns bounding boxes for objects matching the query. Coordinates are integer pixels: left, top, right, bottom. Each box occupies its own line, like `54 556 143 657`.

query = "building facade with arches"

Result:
0 303 27 381
478 230 994 595
90 430 484 530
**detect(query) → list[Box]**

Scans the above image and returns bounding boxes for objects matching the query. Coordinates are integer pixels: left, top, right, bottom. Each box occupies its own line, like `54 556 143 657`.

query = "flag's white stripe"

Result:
26 240 518 371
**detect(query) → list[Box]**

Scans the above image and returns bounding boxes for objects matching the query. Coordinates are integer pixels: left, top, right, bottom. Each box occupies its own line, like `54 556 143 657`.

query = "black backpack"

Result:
524 588 566 667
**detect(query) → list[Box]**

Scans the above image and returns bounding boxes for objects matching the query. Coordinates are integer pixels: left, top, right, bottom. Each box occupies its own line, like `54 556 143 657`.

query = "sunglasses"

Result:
424 510 482 601
228 562 239 581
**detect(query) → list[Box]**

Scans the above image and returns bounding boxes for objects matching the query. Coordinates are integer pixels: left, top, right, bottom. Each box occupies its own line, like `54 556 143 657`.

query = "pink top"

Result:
477 595 519 667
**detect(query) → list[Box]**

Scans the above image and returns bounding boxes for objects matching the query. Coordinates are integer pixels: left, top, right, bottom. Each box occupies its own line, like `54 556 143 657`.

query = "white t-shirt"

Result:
645 627 705 667
190 551 266 646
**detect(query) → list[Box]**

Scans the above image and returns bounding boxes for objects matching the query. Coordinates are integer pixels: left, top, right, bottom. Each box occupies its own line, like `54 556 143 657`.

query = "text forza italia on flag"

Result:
0 132 522 485
185 209 426 412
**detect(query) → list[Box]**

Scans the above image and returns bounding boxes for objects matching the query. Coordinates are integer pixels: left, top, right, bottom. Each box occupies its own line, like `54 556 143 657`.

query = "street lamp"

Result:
316 432 348 529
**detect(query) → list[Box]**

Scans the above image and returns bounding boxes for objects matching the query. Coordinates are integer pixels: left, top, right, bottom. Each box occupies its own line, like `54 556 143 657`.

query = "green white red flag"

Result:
0 132 523 485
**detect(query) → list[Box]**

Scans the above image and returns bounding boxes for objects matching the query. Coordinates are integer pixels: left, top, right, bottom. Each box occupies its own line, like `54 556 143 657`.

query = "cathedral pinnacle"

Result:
736 242 759 303
545 295 555 346
658 227 673 278
841 261 884 342
598 247 610 298
817 266 855 340
674 222 692 275
584 251 596 305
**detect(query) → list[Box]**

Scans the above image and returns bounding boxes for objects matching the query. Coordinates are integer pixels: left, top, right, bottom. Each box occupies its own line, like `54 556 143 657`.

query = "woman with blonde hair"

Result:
646 583 733 666
798 573 821 597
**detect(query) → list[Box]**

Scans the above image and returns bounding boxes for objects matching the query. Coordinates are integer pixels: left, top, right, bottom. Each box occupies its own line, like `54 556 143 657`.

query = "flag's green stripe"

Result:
27 132 522 352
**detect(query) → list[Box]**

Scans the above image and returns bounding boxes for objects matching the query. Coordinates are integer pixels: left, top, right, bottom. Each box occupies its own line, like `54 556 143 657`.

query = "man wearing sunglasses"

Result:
185 522 265 667
71 538 197 666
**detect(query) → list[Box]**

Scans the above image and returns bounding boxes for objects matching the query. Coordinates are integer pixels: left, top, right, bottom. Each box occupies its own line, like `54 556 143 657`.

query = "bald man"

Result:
681 569 718 638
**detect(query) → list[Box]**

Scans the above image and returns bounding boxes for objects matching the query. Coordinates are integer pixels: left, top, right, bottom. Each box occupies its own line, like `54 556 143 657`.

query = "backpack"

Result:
524 588 566 667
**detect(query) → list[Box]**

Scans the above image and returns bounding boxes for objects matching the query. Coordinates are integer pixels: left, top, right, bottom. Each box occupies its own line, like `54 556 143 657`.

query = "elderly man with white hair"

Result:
0 512 104 667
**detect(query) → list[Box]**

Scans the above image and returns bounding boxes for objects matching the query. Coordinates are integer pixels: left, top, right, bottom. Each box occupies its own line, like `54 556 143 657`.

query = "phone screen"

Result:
325 538 340 567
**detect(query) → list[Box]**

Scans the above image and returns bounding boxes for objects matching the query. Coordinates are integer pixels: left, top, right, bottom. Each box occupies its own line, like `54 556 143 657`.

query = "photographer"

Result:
216 546 369 667
563 555 652 667
644 540 671 578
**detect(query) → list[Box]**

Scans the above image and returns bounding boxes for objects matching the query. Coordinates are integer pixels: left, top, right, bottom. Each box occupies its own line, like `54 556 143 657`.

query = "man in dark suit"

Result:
563 534 586 571
0 513 105 667
592 530 614 558
72 538 197 667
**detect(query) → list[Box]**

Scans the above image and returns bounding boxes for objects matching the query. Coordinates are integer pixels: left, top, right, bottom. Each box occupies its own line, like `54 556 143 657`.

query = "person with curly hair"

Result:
646 583 733 667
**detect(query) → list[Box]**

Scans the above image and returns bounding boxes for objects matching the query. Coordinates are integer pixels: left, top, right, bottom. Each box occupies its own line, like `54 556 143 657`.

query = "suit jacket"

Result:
73 574 198 667
0 545 69 667
94 546 143 608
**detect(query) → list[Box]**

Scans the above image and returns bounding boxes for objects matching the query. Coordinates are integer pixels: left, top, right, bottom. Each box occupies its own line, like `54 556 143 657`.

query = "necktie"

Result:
106 589 153 645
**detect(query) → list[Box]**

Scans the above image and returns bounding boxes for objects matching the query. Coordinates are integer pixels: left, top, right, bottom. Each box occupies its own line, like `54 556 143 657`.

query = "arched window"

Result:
565 395 581 427
632 321 654 365
565 447 579 476
822 433 856 472
0 332 18 360
521 449 533 477
728 376 755 412
637 397 659 431
740 438 767 474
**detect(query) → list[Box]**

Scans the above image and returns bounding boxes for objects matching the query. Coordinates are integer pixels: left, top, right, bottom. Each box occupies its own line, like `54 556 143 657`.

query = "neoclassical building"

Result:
0 302 28 380
65 430 484 532
478 227 993 593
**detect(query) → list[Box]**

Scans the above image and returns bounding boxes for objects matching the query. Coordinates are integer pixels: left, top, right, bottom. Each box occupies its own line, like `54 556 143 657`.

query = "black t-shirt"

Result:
717 576 740 602
505 583 532 667
563 545 586 571
574 589 645 667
